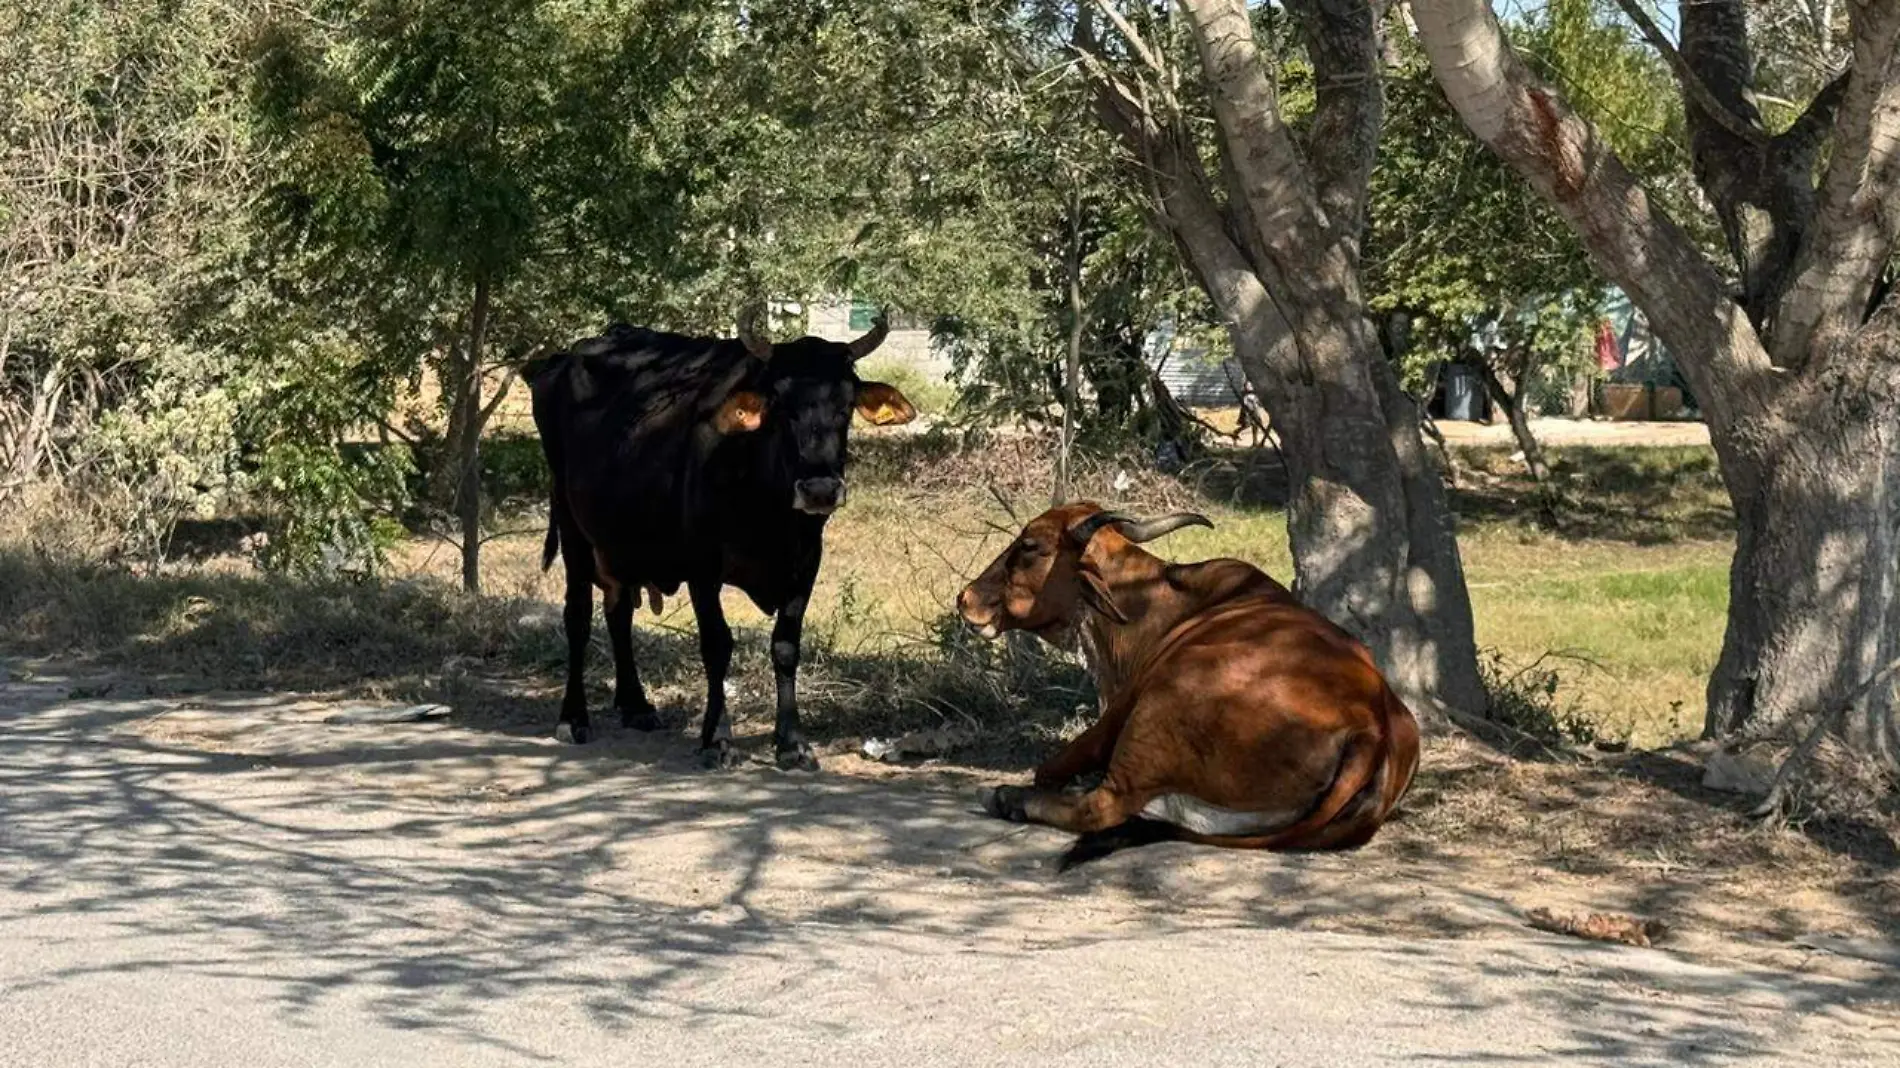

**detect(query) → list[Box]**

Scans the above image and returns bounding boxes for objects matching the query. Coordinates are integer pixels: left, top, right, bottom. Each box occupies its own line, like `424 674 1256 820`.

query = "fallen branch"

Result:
987 482 1021 524
1526 907 1668 948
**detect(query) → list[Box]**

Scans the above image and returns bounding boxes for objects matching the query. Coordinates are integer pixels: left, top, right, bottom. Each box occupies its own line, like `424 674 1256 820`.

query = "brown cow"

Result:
956 502 1420 860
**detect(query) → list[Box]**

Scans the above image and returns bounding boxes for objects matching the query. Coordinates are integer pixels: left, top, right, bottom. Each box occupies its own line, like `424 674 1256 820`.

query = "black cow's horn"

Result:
738 303 773 362
845 311 889 362
1069 510 1212 547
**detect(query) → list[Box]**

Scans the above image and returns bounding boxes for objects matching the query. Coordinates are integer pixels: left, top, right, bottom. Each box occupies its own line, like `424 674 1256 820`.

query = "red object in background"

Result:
1596 319 1622 371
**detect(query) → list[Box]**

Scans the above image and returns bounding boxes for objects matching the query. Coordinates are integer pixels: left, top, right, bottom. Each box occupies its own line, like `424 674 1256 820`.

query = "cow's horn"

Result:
1070 511 1212 548
738 303 773 362
1066 510 1137 548
845 311 890 362
1113 512 1213 543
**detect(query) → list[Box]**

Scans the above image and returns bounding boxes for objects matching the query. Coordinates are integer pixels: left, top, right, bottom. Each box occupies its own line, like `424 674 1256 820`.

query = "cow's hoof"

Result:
619 704 664 732
981 785 1028 822
699 744 742 771
775 745 820 773
555 721 590 746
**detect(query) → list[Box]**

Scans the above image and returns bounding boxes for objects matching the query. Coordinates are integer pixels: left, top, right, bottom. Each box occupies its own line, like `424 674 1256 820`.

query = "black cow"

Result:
527 315 915 770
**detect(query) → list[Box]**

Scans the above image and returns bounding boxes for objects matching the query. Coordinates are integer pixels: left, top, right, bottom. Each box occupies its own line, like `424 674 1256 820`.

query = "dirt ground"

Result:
1434 416 1713 448
14 658 1895 985
5 668 1898 1064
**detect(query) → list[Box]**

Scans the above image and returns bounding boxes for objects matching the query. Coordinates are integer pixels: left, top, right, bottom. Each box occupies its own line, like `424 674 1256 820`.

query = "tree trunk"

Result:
7 359 65 494
1226 306 1488 720
1055 188 1084 505
453 278 491 594
1706 351 1900 756
1476 361 1550 483
1413 0 1900 770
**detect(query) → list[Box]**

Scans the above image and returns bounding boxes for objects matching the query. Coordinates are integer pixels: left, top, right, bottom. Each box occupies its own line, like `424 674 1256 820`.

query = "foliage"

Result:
926 13 1227 450
1478 649 1604 747
0 0 419 573
1361 5 1701 415
0 0 260 549
1363 40 1605 403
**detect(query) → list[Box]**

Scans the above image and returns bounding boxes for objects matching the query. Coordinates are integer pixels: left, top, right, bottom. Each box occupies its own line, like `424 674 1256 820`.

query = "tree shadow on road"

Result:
1 678 1895 1064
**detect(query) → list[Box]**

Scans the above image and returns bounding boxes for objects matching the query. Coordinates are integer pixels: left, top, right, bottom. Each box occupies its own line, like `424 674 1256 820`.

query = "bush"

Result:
1479 648 1605 747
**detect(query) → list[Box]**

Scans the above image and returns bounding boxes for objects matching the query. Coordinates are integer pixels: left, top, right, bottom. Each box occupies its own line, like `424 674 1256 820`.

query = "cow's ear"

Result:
1077 569 1129 625
854 382 916 426
713 390 768 434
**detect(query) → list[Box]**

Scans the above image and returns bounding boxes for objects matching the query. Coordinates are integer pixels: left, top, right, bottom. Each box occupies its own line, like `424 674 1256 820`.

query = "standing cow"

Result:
528 315 915 770
957 503 1420 861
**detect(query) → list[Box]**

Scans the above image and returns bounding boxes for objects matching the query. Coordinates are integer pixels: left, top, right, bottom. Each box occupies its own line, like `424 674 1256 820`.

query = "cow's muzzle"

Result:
956 586 1001 640
793 477 846 515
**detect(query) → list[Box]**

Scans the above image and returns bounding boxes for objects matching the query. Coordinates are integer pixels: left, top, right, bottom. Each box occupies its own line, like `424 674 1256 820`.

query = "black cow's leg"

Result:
605 585 661 731
556 539 595 745
770 587 819 772
689 577 739 769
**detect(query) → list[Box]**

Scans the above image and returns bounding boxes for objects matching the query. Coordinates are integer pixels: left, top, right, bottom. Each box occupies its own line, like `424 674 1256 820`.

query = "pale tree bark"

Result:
1056 184 1085 505
1080 0 1488 720
1413 0 1900 764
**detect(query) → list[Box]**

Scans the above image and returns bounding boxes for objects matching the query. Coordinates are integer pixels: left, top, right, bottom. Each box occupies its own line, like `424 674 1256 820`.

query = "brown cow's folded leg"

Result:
983 784 1143 835
1033 704 1130 788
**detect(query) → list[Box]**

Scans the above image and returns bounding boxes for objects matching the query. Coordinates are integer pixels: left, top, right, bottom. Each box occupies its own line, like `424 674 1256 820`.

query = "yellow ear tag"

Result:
855 383 916 426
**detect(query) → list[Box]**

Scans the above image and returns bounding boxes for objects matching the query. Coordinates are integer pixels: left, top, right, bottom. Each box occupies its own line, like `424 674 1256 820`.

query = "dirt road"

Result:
2 671 1894 1066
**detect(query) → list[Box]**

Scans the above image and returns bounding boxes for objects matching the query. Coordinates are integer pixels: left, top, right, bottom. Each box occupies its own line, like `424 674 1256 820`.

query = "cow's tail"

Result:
1213 727 1386 852
1379 686 1422 815
542 510 560 572
529 351 568 576
1056 817 1183 872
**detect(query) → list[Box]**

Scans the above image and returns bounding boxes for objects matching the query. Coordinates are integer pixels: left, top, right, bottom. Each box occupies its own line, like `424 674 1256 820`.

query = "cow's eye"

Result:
1017 538 1046 558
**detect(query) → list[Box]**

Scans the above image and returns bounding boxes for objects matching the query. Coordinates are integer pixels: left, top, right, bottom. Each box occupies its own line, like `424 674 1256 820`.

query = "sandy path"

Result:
2 673 1893 1066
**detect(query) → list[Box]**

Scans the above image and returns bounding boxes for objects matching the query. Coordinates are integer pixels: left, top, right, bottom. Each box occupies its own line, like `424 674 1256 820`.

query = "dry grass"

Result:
1380 735 1898 957
3 430 1731 751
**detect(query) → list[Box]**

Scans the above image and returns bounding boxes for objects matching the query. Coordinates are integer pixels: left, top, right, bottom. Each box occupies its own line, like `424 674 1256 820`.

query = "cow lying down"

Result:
957 503 1420 861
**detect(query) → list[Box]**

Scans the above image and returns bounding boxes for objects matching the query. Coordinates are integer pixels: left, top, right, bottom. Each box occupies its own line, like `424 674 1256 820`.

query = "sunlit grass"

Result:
0 439 1732 748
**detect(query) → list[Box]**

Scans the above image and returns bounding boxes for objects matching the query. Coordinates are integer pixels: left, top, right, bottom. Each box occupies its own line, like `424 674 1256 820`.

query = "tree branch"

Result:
1609 0 1767 146
475 364 519 433
1075 31 1305 420
1175 0 1328 261
1285 0 1389 246
1776 69 1852 156
1776 5 1900 359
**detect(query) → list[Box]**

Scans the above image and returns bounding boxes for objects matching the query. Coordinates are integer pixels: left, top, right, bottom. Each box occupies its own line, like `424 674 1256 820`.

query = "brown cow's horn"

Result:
1066 510 1137 548
1113 512 1214 543
845 311 889 362
738 303 773 362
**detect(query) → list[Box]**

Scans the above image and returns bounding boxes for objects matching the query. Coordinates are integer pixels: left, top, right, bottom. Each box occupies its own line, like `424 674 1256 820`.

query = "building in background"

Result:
801 298 951 382
1143 320 1244 408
